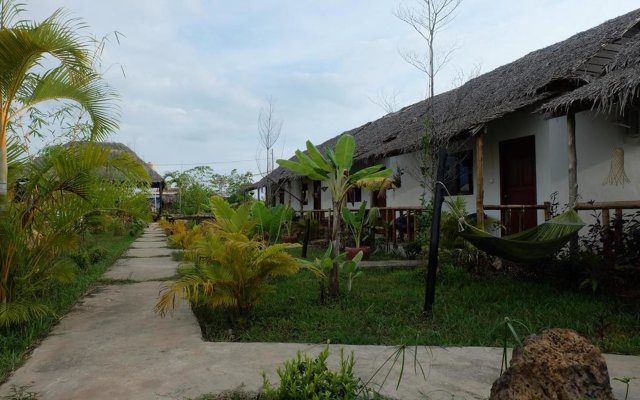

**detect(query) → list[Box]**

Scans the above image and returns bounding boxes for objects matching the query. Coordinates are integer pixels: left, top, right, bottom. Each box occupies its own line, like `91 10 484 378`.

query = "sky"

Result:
26 0 640 180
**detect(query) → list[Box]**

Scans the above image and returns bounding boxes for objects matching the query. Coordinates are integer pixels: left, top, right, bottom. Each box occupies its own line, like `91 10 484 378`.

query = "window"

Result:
444 151 473 196
347 187 362 205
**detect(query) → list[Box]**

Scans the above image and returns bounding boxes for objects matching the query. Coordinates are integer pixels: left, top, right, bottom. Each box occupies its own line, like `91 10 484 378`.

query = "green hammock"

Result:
458 209 585 263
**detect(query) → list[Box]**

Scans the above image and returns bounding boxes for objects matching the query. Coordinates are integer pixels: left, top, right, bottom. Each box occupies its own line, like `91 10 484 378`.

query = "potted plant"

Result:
342 201 380 260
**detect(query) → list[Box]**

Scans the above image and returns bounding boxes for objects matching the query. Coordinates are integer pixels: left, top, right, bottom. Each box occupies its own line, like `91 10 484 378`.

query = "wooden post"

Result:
567 111 578 208
567 111 578 252
614 209 623 253
301 216 311 258
543 202 551 221
424 147 448 315
475 128 485 230
287 181 292 207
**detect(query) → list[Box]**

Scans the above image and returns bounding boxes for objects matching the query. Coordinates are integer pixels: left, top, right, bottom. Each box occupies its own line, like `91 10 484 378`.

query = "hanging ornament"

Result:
603 147 630 186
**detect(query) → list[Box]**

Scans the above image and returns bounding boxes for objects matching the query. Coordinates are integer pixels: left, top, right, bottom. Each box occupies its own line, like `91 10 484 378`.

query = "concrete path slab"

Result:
103 257 177 281
1 223 638 399
138 233 166 239
134 236 167 242
129 241 170 249
124 247 174 258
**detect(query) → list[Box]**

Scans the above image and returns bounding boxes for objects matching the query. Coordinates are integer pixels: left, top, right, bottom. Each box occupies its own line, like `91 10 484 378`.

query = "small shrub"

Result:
262 347 366 400
404 241 422 259
89 246 108 264
1 385 39 400
111 220 127 236
69 249 91 271
172 250 185 261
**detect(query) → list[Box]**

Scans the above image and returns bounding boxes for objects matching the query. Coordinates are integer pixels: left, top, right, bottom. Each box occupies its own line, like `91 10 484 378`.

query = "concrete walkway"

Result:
1 223 638 399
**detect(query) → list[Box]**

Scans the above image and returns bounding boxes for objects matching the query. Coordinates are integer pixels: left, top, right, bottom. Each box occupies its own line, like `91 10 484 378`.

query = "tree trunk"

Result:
329 199 342 297
0 123 7 216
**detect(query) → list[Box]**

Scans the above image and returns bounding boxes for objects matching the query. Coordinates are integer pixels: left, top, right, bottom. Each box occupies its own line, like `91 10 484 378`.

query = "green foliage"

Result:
211 169 255 205
342 201 379 248
277 134 392 296
89 246 108 264
209 196 256 235
277 135 392 206
251 203 294 244
262 347 365 400
0 141 151 327
69 249 91 271
304 244 364 300
165 166 216 215
0 229 136 383
341 251 364 294
168 221 204 250
0 0 119 145
165 167 255 214
156 198 301 318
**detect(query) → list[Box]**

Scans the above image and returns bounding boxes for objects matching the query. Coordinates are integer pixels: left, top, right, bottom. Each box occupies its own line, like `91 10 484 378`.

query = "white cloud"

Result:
23 0 640 177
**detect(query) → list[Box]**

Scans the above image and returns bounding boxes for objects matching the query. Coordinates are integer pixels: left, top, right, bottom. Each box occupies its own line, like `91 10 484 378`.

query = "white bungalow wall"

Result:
274 108 640 227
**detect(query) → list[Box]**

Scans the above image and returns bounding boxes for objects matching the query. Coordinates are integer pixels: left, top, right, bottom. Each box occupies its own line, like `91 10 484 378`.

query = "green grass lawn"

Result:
287 245 412 261
196 265 640 355
0 229 139 383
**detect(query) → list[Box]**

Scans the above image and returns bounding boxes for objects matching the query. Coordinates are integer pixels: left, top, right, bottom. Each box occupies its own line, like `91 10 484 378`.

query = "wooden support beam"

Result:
575 200 640 210
567 112 578 208
475 128 485 230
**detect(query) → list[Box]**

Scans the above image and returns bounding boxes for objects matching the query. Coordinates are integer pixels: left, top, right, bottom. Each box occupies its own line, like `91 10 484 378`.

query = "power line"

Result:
153 157 268 167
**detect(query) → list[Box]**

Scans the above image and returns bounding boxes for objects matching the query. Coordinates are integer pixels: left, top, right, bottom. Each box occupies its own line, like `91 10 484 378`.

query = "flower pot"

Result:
345 246 370 260
282 234 298 243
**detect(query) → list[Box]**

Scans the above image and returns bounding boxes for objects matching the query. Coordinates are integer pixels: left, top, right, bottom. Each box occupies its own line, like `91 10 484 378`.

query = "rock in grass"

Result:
489 328 614 400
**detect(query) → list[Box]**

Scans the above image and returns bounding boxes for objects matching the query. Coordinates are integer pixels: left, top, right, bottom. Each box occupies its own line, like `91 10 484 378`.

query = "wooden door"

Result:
313 181 322 210
499 135 537 234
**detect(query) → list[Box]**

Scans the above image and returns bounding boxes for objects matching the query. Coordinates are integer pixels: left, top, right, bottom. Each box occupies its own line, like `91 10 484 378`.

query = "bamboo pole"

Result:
475 128 485 229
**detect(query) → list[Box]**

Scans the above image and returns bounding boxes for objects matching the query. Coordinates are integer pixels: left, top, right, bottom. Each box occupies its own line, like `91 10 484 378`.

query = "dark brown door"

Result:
313 181 321 210
499 135 537 234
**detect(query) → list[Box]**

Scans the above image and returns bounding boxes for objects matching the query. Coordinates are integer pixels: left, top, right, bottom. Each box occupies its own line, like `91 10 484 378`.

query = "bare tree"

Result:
395 0 463 315
394 0 462 99
368 88 400 114
256 96 283 205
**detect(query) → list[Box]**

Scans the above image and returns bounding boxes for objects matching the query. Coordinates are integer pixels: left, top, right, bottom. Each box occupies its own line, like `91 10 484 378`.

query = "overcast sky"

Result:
26 1 639 179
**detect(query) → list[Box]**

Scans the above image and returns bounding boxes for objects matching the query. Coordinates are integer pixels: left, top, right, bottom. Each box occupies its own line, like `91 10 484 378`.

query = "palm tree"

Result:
0 141 150 326
0 0 118 213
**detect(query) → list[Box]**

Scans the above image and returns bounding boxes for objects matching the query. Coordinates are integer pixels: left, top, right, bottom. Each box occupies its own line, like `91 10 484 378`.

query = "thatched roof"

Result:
52 141 164 185
259 8 640 186
541 25 640 114
99 142 164 184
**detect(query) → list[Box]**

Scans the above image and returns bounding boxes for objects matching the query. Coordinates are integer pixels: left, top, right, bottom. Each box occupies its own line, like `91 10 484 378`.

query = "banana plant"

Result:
277 134 392 297
303 242 363 302
341 250 364 294
342 201 380 249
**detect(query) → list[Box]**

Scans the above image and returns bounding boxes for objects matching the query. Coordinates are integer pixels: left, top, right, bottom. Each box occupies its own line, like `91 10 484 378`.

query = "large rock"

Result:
490 328 614 400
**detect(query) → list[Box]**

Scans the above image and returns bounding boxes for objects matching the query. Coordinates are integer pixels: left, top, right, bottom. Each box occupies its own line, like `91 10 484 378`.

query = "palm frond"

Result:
15 68 119 140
